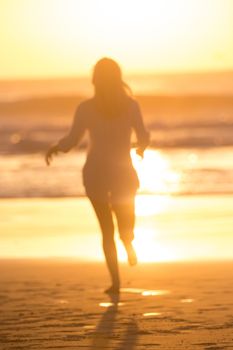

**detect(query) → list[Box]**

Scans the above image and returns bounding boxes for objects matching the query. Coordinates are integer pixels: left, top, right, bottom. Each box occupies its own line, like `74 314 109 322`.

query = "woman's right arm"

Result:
45 103 86 165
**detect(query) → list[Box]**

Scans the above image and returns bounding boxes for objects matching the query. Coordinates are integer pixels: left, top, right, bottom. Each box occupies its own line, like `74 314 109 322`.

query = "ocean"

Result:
0 74 233 198
0 147 233 198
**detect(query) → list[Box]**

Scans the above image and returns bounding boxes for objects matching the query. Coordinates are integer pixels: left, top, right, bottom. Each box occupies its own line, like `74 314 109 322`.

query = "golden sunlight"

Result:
117 228 176 263
133 228 174 263
131 149 181 195
135 195 172 217
1 0 233 77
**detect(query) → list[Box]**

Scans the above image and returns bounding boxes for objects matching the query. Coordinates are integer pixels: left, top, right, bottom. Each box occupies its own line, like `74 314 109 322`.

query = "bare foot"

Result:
104 285 120 295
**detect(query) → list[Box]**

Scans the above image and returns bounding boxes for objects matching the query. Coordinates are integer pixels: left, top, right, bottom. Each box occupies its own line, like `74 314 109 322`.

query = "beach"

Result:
1 1 233 348
1 74 233 349
1 260 233 349
1 196 233 349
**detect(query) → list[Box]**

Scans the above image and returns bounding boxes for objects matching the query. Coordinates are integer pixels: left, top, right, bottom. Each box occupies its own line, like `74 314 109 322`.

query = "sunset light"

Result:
1 0 233 78
132 149 181 195
118 228 177 263
1 1 233 347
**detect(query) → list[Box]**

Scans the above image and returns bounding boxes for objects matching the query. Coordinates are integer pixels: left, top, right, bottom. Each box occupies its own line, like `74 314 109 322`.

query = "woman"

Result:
45 58 149 294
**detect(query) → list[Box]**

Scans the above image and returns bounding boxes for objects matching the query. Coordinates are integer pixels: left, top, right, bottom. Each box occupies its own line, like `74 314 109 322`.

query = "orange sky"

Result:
1 0 233 78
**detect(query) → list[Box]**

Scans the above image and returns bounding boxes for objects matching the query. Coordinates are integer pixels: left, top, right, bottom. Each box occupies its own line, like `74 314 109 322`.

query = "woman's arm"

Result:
45 103 86 165
131 101 150 157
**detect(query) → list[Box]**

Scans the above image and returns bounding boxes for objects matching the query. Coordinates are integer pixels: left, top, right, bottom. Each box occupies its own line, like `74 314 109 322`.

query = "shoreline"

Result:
1 195 233 262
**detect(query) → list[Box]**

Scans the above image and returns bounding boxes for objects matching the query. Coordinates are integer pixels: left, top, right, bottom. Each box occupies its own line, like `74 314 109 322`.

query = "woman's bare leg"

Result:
113 199 138 266
89 199 120 292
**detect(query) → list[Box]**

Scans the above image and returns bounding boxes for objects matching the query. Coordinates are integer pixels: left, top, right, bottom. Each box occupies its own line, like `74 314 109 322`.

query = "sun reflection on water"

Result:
131 149 181 195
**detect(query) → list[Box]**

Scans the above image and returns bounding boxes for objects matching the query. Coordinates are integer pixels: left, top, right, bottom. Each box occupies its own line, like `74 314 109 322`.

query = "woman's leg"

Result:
88 198 120 291
112 194 137 266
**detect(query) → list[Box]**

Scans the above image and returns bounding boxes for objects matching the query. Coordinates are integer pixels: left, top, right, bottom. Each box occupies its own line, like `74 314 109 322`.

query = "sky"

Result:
1 0 233 79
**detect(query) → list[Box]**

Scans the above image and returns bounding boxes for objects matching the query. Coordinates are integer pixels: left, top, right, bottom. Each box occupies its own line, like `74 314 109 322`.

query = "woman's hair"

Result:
92 58 131 118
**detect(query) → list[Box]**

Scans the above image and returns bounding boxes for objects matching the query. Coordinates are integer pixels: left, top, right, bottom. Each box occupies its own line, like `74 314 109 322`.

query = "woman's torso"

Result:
81 97 139 190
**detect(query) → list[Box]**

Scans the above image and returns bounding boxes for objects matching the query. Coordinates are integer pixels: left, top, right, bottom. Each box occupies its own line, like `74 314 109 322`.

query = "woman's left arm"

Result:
132 101 150 157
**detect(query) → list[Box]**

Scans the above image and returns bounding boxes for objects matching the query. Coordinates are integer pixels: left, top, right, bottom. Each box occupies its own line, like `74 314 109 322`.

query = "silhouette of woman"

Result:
45 58 149 294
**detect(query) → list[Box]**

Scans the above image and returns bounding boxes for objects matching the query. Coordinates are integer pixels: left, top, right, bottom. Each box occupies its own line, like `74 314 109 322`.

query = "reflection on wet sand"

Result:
180 298 194 303
143 312 162 317
121 288 170 296
142 290 170 296
1 261 233 349
99 302 124 308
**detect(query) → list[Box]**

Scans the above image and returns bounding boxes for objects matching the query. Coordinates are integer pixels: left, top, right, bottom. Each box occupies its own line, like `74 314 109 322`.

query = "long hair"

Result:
92 58 131 118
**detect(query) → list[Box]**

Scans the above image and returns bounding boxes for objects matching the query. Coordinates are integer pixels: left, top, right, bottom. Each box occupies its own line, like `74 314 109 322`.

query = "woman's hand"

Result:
45 145 59 166
136 147 145 158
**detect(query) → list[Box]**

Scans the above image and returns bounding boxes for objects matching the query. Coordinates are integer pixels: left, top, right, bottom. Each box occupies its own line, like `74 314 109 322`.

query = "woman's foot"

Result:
125 243 138 266
104 285 120 295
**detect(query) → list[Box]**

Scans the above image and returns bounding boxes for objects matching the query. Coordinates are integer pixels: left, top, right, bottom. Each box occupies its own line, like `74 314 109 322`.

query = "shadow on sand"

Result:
90 293 138 350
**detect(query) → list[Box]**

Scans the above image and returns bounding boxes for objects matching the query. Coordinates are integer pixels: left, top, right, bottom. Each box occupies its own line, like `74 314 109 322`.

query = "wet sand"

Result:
0 260 233 349
1 196 233 261
1 196 233 348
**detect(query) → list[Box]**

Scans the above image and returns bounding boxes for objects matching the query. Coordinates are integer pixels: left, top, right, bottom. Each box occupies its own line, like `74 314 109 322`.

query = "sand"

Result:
0 260 233 349
1 195 233 348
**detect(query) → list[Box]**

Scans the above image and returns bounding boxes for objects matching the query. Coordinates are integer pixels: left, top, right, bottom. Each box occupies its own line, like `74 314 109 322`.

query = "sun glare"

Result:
117 228 176 263
135 195 172 217
1 0 232 77
131 149 181 195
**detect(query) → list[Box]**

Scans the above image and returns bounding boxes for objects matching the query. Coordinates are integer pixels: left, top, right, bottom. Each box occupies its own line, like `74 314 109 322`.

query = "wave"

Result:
1 125 233 155
1 93 233 153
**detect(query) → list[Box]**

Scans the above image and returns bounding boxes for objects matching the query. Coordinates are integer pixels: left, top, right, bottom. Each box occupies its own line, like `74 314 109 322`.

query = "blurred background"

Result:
0 0 233 261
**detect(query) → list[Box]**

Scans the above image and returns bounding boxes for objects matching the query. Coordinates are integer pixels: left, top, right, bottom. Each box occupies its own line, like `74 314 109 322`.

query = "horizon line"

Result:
1 68 233 82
